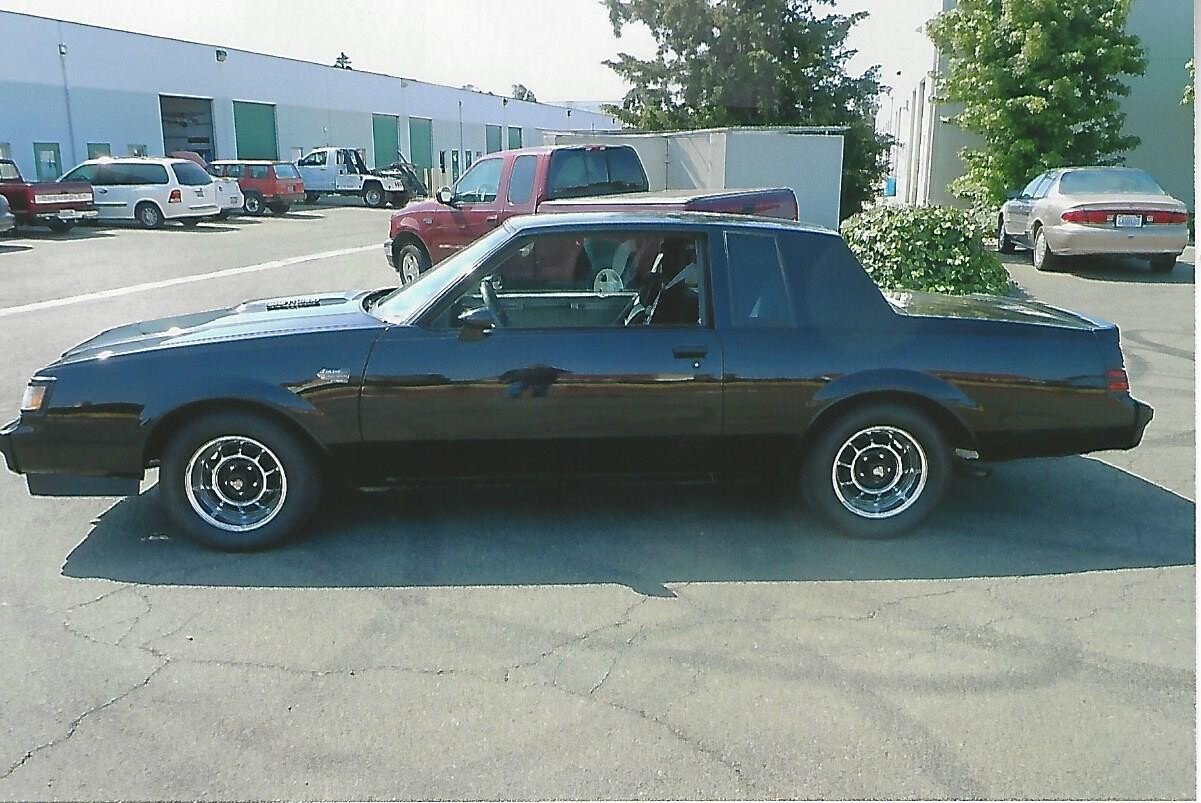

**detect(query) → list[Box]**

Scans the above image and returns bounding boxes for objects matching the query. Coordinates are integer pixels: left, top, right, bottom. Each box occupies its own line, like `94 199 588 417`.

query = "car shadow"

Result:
0 243 34 255
999 251 1195 284
62 456 1194 594
9 226 117 242
270 212 325 220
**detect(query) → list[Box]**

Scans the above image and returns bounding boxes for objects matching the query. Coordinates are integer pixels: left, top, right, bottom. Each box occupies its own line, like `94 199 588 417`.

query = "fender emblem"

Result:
316 368 350 384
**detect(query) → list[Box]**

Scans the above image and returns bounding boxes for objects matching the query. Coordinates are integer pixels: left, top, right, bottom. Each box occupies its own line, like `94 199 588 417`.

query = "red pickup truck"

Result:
0 159 98 233
384 144 798 283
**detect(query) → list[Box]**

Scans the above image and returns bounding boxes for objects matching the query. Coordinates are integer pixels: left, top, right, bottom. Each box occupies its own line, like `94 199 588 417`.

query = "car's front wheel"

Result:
160 412 321 551
394 241 431 285
802 402 951 538
997 217 1016 254
242 192 265 216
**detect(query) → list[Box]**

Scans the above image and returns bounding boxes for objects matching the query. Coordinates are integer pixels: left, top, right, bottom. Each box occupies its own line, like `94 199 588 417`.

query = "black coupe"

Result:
1 213 1153 549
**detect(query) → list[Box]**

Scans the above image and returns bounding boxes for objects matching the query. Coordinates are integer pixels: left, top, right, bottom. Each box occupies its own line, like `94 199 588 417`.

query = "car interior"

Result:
439 232 705 330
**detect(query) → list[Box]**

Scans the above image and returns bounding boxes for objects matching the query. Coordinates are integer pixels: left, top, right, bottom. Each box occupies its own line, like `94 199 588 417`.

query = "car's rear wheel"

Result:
48 219 75 233
242 192 265 216
269 201 291 215
135 202 164 230
304 192 320 204
801 402 951 538
1149 255 1176 273
363 184 386 208
394 241 431 285
388 191 410 208
1032 226 1061 272
160 412 321 551
997 217 1016 254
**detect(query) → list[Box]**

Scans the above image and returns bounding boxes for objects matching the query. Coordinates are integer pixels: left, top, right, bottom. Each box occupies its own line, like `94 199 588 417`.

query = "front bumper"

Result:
1045 222 1189 257
0 418 20 473
384 238 395 268
1 417 140 496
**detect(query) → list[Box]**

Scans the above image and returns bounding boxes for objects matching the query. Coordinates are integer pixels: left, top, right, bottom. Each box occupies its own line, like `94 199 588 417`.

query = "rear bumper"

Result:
1044 222 1188 257
976 397 1154 460
29 208 99 224
269 191 305 203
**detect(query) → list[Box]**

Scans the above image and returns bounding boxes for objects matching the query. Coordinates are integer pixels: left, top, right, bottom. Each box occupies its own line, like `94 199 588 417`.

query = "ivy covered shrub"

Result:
841 205 1012 296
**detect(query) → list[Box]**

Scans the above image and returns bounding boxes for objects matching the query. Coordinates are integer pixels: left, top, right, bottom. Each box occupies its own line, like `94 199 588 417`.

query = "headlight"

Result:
20 378 54 412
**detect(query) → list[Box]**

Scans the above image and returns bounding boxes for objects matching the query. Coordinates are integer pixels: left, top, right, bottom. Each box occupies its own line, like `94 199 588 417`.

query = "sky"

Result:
0 0 941 108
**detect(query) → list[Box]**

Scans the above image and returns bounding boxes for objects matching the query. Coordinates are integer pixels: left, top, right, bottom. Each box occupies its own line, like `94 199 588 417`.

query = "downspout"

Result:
663 136 670 191
57 22 78 169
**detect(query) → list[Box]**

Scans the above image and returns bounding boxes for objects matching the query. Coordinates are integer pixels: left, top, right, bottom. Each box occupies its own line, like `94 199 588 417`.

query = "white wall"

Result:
0 10 619 177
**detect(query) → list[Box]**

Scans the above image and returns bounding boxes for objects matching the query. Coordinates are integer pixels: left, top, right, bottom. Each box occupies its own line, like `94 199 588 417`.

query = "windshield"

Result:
372 225 514 323
273 163 300 179
1059 168 1165 195
0 161 20 181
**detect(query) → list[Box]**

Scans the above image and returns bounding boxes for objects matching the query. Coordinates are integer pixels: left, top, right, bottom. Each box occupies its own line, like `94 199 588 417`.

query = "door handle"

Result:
673 345 708 359
485 215 499 225
96 188 107 194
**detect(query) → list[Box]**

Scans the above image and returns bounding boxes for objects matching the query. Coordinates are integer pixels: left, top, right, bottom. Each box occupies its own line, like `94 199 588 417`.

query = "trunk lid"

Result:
883 289 1114 331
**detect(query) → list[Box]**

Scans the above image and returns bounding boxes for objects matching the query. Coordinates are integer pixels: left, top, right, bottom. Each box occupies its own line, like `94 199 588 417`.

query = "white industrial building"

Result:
0 10 620 186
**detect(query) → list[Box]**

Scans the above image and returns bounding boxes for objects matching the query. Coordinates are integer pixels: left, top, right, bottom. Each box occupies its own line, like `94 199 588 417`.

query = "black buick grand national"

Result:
0 213 1152 550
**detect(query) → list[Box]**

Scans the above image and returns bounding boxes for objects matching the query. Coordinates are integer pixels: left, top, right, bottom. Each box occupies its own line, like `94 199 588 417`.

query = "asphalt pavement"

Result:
0 209 1194 800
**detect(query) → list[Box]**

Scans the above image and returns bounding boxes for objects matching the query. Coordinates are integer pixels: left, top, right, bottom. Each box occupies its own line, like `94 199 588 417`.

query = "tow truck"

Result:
295 147 408 208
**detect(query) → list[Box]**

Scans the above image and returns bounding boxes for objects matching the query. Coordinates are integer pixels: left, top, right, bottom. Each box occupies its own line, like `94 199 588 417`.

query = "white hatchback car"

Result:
59 157 221 229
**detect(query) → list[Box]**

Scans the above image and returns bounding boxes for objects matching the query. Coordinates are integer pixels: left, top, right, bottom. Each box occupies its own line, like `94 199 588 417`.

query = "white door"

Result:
296 150 333 191
92 163 134 220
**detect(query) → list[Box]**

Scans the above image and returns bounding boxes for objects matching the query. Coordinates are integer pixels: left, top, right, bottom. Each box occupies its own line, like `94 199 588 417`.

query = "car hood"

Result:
58 289 386 364
883 290 1112 330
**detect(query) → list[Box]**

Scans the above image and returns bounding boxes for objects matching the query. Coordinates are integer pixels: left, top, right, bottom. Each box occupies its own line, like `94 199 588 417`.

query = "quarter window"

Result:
172 161 213 186
508 155 536 205
248 165 270 179
725 232 793 327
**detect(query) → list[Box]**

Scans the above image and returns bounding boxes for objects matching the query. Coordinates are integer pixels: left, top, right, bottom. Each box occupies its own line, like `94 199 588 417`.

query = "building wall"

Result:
895 0 1195 210
0 10 618 179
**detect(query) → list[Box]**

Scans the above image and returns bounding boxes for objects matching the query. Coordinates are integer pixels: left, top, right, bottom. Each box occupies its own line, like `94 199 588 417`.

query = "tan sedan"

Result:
998 166 1190 273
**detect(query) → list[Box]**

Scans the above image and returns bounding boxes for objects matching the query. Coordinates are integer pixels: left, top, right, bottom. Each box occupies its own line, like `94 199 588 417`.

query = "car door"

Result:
1006 172 1051 243
297 150 331 191
93 162 134 219
430 156 507 255
359 225 723 481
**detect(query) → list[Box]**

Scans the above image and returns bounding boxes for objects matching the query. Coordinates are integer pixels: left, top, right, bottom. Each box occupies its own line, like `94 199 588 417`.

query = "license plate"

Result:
57 209 78 219
1115 214 1143 228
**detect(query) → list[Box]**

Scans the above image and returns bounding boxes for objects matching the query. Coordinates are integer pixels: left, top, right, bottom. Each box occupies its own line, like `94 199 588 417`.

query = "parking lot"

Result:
0 209 1194 799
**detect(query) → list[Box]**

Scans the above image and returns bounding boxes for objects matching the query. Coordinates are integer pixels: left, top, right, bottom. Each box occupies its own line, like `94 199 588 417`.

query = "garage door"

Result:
233 101 278 160
372 114 400 168
408 117 433 168
160 95 216 161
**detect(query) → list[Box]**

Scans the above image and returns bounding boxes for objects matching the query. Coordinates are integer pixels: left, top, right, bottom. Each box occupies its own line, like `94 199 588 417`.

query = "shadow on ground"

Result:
62 455 1194 594
0 244 34 255
1000 251 1194 284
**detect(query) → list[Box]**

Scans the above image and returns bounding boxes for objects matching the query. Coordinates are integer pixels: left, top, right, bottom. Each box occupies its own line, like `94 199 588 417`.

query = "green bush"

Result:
840 205 1012 296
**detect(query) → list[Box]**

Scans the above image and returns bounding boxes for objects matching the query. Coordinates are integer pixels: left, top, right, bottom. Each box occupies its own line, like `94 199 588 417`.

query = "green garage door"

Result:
372 114 400 168
233 101 278 160
486 125 503 153
408 117 433 168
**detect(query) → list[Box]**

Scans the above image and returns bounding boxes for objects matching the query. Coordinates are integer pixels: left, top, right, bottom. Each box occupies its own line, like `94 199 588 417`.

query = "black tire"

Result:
134 201 164 230
394 240 431 285
363 183 386 208
801 402 951 539
160 411 322 551
387 191 410 208
304 192 320 205
268 201 291 215
997 216 1016 254
180 217 201 228
242 192 265 216
1031 226 1061 272
216 210 231 220
1149 255 1176 273
47 219 75 233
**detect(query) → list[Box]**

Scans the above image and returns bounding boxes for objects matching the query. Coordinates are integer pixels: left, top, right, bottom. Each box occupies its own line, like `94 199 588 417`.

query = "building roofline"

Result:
0 8 616 119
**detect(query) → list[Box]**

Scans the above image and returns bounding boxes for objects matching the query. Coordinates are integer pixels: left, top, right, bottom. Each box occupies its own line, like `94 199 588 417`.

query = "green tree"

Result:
601 0 891 219
1184 59 1194 106
511 84 538 103
927 0 1146 206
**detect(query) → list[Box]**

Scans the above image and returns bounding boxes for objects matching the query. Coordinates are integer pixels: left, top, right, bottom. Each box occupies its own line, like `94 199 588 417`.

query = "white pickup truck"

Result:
295 147 408 208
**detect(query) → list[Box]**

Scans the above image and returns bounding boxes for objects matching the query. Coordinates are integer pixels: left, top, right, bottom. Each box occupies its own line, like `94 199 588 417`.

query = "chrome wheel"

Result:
831 425 927 519
1034 230 1047 266
184 435 288 533
400 250 422 284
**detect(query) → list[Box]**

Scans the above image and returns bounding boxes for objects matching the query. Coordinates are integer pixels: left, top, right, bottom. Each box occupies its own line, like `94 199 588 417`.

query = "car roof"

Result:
212 159 287 165
486 143 641 159
502 210 837 236
77 157 189 165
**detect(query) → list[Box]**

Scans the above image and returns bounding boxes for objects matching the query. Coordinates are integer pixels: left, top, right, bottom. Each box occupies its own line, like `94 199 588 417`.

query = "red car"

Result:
210 160 305 215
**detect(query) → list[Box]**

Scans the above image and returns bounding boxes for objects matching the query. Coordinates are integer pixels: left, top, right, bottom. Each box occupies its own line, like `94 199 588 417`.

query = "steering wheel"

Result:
593 268 624 295
480 277 509 327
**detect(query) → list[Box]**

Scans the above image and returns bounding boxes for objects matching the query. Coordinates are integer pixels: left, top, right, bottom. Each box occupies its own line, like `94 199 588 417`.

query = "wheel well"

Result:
801 391 976 453
363 180 382 192
143 400 326 468
391 232 430 261
134 199 161 215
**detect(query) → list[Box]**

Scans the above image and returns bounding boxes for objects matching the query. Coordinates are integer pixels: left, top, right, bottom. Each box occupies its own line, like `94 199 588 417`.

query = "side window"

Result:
508 155 536 205
725 232 793 328
131 164 170 185
1019 174 1044 198
61 163 98 183
433 231 705 330
248 165 269 179
1031 172 1056 198
453 158 503 204
298 151 326 167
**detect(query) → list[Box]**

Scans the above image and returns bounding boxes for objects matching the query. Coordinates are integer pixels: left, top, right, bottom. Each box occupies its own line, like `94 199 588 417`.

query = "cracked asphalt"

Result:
0 211 1194 800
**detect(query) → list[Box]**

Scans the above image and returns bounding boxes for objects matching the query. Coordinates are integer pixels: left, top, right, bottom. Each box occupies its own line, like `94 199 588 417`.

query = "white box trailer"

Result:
546 126 846 230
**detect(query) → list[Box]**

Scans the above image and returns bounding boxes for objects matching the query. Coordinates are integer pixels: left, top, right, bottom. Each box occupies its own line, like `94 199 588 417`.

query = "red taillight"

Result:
1145 211 1189 224
1106 369 1130 393
168 189 182 203
1062 209 1113 224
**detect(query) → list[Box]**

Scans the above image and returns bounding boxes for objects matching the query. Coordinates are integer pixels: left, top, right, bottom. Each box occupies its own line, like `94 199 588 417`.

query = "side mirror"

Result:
458 306 496 341
436 186 455 206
